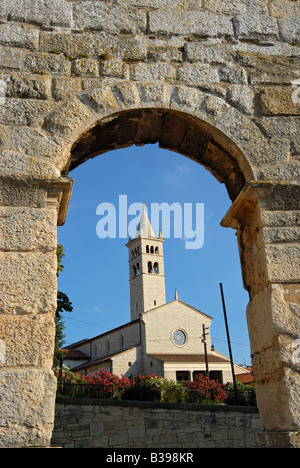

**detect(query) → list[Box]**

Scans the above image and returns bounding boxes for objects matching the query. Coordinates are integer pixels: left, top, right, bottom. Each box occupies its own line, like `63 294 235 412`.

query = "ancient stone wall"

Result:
0 0 299 447
52 398 263 449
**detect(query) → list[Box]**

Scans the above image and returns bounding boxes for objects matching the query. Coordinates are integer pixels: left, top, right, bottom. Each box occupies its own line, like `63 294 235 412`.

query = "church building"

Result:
63 205 248 384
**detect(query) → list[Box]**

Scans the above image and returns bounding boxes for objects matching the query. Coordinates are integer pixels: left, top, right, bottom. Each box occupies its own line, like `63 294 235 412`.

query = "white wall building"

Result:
63 206 249 384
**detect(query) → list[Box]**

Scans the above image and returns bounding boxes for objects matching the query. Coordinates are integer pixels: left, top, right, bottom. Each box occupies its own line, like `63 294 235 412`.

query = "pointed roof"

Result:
135 203 155 239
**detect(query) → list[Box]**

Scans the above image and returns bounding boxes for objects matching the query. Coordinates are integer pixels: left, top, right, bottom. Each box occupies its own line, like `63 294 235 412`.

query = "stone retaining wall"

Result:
52 398 263 448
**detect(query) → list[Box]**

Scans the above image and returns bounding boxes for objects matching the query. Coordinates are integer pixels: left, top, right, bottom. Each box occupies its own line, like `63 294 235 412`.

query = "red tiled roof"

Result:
236 368 254 384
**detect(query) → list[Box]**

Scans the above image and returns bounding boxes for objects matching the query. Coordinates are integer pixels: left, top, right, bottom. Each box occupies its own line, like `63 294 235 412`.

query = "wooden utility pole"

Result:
202 324 210 379
219 283 237 398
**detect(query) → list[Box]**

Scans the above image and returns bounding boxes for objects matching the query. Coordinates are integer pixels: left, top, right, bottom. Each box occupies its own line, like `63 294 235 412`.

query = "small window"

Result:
150 246 154 253
106 341 110 354
136 263 140 275
176 371 190 382
133 265 137 277
154 300 156 306
146 245 149 253
154 262 159 274
148 261 152 273
120 335 124 348
128 362 132 366
155 247 159 254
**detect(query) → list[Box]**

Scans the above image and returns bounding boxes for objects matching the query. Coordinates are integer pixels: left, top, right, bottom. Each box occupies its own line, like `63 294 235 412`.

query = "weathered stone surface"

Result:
24 52 71 75
73 2 147 34
149 9 234 37
257 87 300 116
233 14 278 44
0 315 55 367
0 23 39 50
0 0 72 27
0 251 57 315
1 73 51 100
0 369 57 448
0 0 299 450
43 97 94 139
279 16 300 45
0 206 57 251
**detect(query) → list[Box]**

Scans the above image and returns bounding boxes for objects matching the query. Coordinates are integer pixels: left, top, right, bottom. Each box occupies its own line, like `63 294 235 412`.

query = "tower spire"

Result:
127 204 166 321
135 203 155 239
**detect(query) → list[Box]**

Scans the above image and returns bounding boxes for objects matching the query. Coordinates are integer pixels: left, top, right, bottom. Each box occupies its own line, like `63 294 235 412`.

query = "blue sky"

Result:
57 143 252 366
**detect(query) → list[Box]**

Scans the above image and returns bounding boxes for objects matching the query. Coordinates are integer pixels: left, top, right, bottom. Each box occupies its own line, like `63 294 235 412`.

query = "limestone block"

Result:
257 86 300 116
255 374 299 431
255 116 300 139
73 2 147 34
10 126 65 160
269 1 300 19
247 139 290 167
148 9 234 38
111 82 141 109
0 206 57 251
24 52 71 75
226 85 253 115
137 82 172 108
147 37 184 63
202 0 267 16
184 41 231 64
0 150 59 179
0 46 23 70
1 73 51 100
265 244 300 282
0 315 55 367
43 97 94 139
51 77 81 102
79 87 121 116
0 124 10 150
219 65 247 84
0 251 57 314
0 23 39 50
279 17 300 45
0 178 48 208
100 58 129 79
131 62 176 82
170 85 204 113
0 0 72 27
177 63 220 93
246 285 298 355
72 58 99 77
233 14 278 44
0 99 52 126
0 369 57 448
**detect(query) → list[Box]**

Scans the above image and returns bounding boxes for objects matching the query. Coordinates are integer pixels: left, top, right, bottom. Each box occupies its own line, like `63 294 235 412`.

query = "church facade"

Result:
63 206 248 384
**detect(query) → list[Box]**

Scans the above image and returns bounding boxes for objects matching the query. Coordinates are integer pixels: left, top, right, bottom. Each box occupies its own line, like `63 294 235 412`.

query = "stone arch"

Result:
36 87 299 444
1 0 299 447
40 82 263 202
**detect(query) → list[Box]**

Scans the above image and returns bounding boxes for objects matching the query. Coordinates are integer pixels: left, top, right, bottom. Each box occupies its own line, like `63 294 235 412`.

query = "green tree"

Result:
53 245 73 368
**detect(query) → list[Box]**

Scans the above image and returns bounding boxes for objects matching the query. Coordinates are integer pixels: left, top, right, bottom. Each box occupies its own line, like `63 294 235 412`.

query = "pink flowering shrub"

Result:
186 374 227 404
55 369 228 404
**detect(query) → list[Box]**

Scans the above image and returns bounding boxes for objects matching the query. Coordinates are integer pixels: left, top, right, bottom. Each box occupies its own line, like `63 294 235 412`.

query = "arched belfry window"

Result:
148 261 153 273
136 263 140 275
155 247 159 254
146 245 149 253
150 246 154 253
154 262 159 274
133 265 137 277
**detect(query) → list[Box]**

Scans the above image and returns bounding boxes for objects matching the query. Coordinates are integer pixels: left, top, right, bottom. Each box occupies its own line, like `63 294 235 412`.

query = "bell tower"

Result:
126 205 166 321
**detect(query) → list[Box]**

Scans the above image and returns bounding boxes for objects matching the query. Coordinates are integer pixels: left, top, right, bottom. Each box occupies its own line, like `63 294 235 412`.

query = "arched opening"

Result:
58 145 251 366
63 108 253 202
